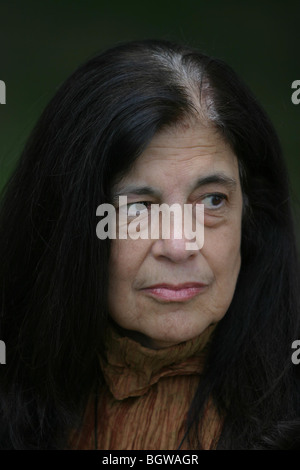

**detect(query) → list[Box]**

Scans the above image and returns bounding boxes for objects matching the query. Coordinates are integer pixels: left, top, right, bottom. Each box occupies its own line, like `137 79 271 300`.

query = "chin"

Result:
146 323 211 349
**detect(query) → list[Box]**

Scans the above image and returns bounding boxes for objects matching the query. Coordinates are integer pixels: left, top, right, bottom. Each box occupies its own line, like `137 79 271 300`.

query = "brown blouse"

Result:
70 323 221 450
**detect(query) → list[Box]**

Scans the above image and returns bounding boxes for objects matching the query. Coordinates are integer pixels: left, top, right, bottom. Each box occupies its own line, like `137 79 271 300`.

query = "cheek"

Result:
108 239 148 287
108 241 135 325
202 223 242 284
108 239 152 329
200 226 241 320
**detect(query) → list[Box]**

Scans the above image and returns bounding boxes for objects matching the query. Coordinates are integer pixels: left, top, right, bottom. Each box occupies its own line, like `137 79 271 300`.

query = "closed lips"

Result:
144 283 207 289
141 283 208 301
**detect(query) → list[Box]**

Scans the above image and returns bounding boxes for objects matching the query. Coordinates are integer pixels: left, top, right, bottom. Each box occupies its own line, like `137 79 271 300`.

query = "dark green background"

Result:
0 0 299 244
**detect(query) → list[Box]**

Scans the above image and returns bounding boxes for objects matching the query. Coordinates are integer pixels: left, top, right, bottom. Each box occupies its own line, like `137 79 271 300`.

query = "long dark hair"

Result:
0 39 299 449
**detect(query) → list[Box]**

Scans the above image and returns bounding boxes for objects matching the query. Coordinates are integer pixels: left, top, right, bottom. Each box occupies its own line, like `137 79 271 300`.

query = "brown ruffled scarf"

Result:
70 323 221 450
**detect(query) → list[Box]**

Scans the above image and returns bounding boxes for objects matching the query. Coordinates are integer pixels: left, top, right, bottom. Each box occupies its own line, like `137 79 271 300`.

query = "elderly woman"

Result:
0 39 299 450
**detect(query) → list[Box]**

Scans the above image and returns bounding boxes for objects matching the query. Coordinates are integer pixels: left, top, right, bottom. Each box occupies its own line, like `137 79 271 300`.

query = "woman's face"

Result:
108 123 243 348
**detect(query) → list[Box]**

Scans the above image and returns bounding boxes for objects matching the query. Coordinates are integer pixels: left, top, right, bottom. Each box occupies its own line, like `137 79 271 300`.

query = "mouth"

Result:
141 282 208 302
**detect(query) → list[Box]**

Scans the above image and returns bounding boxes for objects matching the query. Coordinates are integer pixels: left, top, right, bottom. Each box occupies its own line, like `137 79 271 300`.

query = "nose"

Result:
150 206 201 263
151 237 199 263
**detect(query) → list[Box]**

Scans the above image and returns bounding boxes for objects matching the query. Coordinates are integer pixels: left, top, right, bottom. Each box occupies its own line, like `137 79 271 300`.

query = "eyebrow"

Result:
191 173 237 192
111 172 237 204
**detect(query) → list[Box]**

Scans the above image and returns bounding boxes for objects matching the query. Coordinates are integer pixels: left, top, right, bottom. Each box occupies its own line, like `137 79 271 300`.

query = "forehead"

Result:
114 123 240 193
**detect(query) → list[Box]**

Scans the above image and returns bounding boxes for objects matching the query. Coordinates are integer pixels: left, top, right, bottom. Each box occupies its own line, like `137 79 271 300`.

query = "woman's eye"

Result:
201 193 227 210
127 202 151 217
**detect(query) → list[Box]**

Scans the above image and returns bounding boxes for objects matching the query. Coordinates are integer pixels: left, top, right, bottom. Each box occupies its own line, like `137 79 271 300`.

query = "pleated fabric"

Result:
70 323 221 450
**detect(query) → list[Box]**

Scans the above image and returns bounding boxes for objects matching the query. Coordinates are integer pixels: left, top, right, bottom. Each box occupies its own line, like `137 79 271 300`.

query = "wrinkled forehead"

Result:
112 123 241 198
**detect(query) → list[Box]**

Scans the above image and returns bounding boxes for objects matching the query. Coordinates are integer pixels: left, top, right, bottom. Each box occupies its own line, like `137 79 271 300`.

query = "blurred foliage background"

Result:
0 0 299 244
